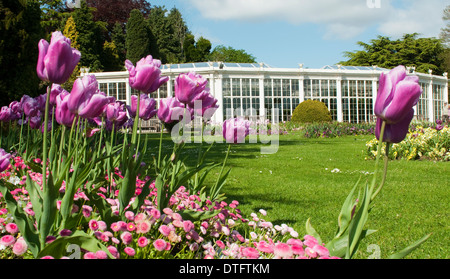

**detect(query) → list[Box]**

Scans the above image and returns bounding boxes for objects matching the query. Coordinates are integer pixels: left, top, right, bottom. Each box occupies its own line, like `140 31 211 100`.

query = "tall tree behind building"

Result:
0 0 43 105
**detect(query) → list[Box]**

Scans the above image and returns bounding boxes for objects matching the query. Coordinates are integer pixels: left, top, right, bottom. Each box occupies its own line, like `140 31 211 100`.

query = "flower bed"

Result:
365 124 450 161
0 156 334 259
302 122 375 138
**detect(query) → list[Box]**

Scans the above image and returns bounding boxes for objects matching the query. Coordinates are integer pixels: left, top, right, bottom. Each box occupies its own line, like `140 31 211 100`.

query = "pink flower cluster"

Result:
1 156 339 260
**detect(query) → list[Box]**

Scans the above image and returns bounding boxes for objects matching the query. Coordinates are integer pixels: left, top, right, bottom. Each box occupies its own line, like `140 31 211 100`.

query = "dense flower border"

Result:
0 156 336 259
365 124 450 161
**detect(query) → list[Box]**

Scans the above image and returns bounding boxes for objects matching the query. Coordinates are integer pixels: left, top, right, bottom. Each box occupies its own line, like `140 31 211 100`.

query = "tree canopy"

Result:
341 33 446 75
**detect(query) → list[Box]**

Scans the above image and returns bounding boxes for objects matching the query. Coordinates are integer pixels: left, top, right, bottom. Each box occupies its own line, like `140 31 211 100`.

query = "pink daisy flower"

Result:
159 224 171 237
124 211 135 221
107 246 120 259
138 236 149 248
183 220 194 232
242 247 260 259
5 223 19 234
95 250 108 259
303 235 318 248
274 243 293 259
255 240 274 254
83 252 97 259
153 239 167 251
127 222 136 232
12 237 27 256
89 219 99 231
136 220 151 234
305 247 318 258
124 247 135 257
1 235 16 246
120 231 133 245
313 244 330 258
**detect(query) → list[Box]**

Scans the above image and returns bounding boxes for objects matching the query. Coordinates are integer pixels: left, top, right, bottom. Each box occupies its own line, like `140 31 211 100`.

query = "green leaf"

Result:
388 234 431 259
37 231 113 259
336 177 361 237
39 172 59 247
25 174 43 223
346 183 372 259
305 218 322 244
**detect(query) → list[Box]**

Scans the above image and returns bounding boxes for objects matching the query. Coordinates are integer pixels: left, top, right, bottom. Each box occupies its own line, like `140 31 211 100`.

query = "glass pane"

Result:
251 79 259 96
282 79 291 97
108 83 117 99
329 80 337 97
223 78 231 97
321 80 329 97
118 82 126 101
304 79 311 98
273 79 281 97
312 80 320 97
232 79 241 97
242 79 250 97
292 79 299 97
264 79 272 97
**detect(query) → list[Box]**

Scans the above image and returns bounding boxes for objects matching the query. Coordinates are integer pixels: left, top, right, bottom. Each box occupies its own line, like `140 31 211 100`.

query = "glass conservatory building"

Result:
82 62 449 125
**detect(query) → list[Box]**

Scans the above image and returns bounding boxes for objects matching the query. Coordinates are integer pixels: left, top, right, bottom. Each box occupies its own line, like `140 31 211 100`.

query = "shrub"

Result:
291 100 332 124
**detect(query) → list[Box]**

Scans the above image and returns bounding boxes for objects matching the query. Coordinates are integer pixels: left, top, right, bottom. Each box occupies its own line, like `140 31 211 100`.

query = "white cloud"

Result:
187 0 447 39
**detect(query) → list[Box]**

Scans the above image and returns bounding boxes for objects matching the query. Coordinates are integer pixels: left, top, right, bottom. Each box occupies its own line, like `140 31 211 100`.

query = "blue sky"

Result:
148 0 448 69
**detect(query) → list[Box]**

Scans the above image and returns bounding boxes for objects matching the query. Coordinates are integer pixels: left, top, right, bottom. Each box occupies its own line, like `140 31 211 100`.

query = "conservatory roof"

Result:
321 65 388 71
161 62 272 70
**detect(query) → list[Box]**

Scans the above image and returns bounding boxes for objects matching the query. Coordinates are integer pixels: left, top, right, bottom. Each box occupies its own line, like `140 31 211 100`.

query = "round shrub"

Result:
291 100 332 123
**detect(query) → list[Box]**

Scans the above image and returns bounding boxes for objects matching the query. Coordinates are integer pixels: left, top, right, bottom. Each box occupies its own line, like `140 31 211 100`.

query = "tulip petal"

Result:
376 109 414 143
36 39 49 81
383 80 422 123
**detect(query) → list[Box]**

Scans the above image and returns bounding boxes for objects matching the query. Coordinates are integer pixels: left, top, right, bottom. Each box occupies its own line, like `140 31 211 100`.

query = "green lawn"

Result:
144 131 449 259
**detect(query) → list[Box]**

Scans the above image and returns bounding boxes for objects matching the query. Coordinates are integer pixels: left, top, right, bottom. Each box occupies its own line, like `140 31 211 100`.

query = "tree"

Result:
147 6 174 63
166 7 189 63
125 9 154 64
111 22 126 67
0 0 44 105
72 0 106 72
208 45 257 63
341 34 445 75
183 35 211 62
62 15 81 89
86 0 151 33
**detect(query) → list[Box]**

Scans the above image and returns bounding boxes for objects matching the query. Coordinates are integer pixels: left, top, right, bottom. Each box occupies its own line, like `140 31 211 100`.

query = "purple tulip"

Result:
68 75 111 119
55 91 76 127
36 31 81 84
105 101 128 129
8 101 22 121
50 84 67 106
125 55 168 93
0 106 12 122
174 72 208 106
375 109 414 143
222 117 251 144
189 90 219 119
21 95 39 117
157 96 188 124
0 148 11 173
127 94 157 121
374 65 422 124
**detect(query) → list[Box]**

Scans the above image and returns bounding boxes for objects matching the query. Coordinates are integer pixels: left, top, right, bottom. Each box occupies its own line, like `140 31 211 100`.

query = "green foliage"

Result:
342 33 446 75
208 45 257 63
291 100 332 124
0 0 43 105
125 9 152 64
183 34 212 63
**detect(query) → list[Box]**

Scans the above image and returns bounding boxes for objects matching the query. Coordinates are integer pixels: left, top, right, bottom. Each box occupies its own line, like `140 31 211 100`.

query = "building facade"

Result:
82 62 449 124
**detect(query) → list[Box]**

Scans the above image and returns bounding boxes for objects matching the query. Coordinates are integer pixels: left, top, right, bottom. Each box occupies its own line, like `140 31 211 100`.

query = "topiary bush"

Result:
291 100 332 123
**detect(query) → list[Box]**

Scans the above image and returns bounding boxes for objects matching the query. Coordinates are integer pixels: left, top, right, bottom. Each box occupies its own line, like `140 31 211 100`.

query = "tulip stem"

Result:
370 120 387 201
42 85 52 191
372 143 390 201
158 123 163 170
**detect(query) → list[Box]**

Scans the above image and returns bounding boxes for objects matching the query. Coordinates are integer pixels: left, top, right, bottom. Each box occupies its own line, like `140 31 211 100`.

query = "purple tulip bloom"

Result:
127 94 158 121
375 109 414 143
189 90 219 119
174 72 208 106
8 101 22 121
55 91 76 127
50 84 67 106
105 101 128 130
68 75 111 119
21 95 39 117
36 31 81 84
125 55 168 93
0 148 11 173
223 117 251 144
374 65 422 124
157 96 188 124
0 106 12 122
